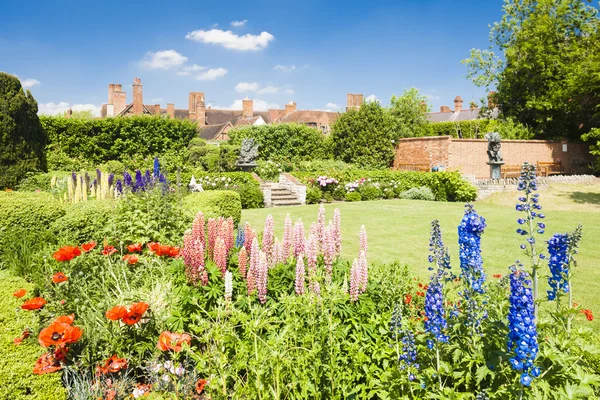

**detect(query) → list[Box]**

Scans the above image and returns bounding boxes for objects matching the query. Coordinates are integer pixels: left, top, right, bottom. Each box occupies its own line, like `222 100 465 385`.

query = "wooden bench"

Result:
501 165 522 179
396 163 430 172
537 162 564 177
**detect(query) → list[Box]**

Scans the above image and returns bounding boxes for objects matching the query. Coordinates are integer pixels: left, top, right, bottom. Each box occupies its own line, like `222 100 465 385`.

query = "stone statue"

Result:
484 132 503 163
188 175 204 192
235 138 259 171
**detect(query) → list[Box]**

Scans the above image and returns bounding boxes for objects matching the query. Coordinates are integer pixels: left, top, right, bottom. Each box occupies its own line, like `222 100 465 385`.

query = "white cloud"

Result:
140 50 188 70
151 98 164 103
21 78 40 89
324 102 339 110
235 82 260 93
38 102 101 116
177 64 206 76
284 88 295 95
274 64 296 73
365 94 379 103
230 20 248 27
424 94 441 101
214 99 280 111
186 29 274 51
257 85 279 95
196 68 228 81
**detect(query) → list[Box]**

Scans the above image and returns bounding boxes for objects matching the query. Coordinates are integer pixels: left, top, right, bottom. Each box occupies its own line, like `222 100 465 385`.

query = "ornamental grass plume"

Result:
238 247 248 280
458 204 487 294
214 237 228 277
349 259 361 302
263 215 275 261
257 251 269 304
207 218 218 258
293 219 306 258
295 253 306 295
192 212 205 248
358 250 368 293
224 270 233 302
507 264 540 387
317 205 326 251
282 214 293 261
333 208 342 256
359 225 368 256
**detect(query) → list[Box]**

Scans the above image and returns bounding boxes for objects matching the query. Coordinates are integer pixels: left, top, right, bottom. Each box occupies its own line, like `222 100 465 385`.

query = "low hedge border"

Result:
182 191 242 225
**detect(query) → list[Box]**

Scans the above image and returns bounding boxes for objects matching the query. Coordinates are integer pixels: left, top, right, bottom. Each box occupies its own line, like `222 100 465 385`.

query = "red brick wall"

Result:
394 136 593 178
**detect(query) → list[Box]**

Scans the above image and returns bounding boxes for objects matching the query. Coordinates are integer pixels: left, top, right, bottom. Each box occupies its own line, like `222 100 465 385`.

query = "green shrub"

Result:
16 171 66 192
399 186 436 201
0 192 66 234
182 191 242 225
51 200 115 244
101 160 125 174
306 187 323 204
188 137 207 148
358 184 383 201
181 172 260 191
234 184 264 209
324 192 334 203
0 271 67 399
345 191 362 202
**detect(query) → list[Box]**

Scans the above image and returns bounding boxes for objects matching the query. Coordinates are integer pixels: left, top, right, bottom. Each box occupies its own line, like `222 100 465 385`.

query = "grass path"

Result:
242 182 600 325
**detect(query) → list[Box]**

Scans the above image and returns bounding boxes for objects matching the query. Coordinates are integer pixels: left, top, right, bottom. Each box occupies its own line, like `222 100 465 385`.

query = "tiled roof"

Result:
427 108 499 123
199 122 231 140
277 110 340 124
235 116 263 126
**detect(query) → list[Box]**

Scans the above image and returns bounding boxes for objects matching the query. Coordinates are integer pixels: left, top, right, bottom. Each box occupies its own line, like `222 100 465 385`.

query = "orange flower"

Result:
127 243 143 253
52 272 69 284
168 246 180 258
33 352 62 375
583 309 594 321
13 289 26 298
97 354 128 374
195 379 207 394
21 297 46 310
493 274 502 278
5 188 13 192
102 245 118 256
123 254 139 265
13 329 31 345
38 320 82 347
54 314 75 325
81 241 97 252
105 305 128 321
53 246 82 262
157 331 191 352
147 242 159 253
404 294 412 305
123 302 149 325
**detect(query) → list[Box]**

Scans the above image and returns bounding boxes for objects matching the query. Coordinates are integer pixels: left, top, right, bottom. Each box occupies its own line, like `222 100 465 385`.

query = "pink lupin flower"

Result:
238 247 248 280
263 215 275 262
358 250 368 293
295 253 305 295
273 237 282 266
214 237 228 276
257 251 269 304
244 222 253 253
224 270 233 302
182 231 207 286
323 225 335 285
310 222 318 249
349 259 361 302
359 225 368 256
293 219 305 258
317 204 326 252
282 214 293 261
207 218 218 259
333 208 342 256
222 217 235 253
247 237 260 295
309 275 321 297
192 212 205 247
305 234 318 272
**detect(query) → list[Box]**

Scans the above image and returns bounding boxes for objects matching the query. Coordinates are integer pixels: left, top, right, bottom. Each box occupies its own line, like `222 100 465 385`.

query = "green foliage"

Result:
426 118 534 140
582 127 600 170
182 191 242 225
0 271 67 399
358 184 383 201
389 87 431 137
345 191 362 202
51 200 115 244
306 187 323 204
234 184 264 209
229 123 331 161
0 72 48 188
0 191 66 235
399 186 436 201
188 137 207 148
101 160 126 174
462 0 600 139
331 101 399 168
40 115 199 165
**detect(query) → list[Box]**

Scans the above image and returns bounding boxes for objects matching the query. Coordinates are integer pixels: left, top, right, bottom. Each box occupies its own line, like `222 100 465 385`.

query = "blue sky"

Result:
0 0 504 115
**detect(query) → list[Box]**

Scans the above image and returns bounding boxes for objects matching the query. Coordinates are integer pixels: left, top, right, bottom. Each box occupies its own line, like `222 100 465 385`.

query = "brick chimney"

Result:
285 101 297 116
132 78 143 115
453 96 463 113
188 92 205 117
440 106 451 113
167 103 175 119
346 94 363 111
113 90 127 116
196 102 206 126
242 98 253 118
107 84 123 116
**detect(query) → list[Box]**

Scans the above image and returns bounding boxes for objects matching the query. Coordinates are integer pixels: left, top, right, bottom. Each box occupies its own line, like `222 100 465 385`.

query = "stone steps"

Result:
269 186 302 206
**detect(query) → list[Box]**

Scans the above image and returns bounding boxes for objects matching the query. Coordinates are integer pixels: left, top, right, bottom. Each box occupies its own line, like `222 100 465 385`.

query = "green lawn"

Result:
242 182 600 324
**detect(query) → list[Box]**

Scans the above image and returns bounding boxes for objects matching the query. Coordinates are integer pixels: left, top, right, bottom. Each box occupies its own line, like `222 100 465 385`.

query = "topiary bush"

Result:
234 184 264 209
0 192 66 235
51 200 115 244
399 186 436 201
182 191 242 225
0 271 67 399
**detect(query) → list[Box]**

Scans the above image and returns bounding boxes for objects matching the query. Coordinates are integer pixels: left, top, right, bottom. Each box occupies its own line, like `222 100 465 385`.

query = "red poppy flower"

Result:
33 353 62 375
38 321 82 347
105 305 128 321
81 241 97 252
127 243 143 253
52 272 69 284
196 379 207 394
123 302 149 325
168 246 180 258
13 289 26 298
54 314 75 325
13 329 31 345
157 331 191 352
404 294 412 305
123 254 139 265
21 297 46 310
147 242 159 253
53 246 82 262
102 245 118 256
493 274 502 278
583 309 594 321
97 354 128 374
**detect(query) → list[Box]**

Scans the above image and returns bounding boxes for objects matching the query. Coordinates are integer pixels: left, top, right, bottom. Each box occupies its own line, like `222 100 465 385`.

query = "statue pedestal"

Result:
235 162 257 172
487 162 505 179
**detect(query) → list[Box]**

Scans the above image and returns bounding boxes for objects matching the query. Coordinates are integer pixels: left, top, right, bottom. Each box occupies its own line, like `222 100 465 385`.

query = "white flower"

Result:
151 363 162 373
212 183 216 187
221 177 226 181
162 374 171 382
164 361 173 370
174 366 185 376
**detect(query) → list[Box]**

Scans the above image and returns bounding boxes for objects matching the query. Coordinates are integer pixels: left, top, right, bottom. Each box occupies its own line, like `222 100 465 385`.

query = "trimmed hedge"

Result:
182 191 242 225
0 192 66 234
51 200 115 244
0 271 67 399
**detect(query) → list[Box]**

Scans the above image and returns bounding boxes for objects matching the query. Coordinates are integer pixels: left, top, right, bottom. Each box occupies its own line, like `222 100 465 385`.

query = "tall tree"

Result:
463 0 600 139
389 88 431 138
0 72 47 188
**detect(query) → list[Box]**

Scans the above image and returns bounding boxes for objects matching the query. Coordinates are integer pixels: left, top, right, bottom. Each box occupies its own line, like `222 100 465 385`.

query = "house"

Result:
427 95 499 123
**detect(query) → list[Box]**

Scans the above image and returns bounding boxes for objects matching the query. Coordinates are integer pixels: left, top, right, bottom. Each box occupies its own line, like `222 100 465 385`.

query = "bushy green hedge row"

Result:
0 192 66 234
182 191 242 225
0 271 67 399
41 116 199 165
51 200 115 244
425 119 534 140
